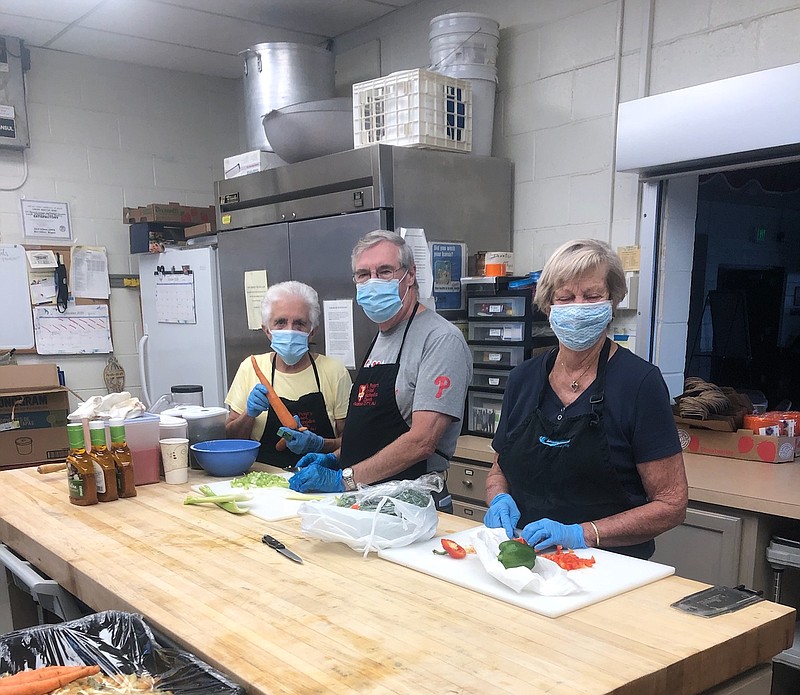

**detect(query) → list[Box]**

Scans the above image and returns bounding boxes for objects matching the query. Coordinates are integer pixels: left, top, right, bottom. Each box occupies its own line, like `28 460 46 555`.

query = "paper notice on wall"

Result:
34 303 113 354
399 227 432 299
244 269 268 330
71 246 110 299
323 299 355 369
617 245 641 272
29 270 57 304
155 272 196 324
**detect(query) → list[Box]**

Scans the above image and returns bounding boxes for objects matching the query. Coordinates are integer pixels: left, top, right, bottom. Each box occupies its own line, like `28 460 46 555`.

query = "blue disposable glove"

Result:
277 415 324 455
295 452 339 470
246 384 270 418
289 464 344 493
521 518 586 552
484 493 521 539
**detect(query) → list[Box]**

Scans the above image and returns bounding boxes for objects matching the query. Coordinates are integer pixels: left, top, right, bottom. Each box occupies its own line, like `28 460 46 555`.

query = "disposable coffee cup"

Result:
160 437 189 484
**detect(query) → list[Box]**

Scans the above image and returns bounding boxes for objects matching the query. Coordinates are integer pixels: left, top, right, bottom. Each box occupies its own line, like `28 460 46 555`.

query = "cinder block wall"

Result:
0 49 241 408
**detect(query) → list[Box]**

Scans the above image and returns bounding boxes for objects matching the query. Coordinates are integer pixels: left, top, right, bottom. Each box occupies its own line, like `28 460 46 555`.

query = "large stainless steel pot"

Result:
241 42 335 152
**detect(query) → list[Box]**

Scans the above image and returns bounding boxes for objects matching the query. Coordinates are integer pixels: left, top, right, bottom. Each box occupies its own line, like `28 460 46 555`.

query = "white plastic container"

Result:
159 414 189 442
162 405 227 470
429 13 500 70
436 63 497 157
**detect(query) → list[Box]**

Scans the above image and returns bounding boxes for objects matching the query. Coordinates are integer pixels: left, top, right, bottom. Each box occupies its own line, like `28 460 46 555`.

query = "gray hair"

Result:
534 238 627 313
351 230 418 289
261 281 320 329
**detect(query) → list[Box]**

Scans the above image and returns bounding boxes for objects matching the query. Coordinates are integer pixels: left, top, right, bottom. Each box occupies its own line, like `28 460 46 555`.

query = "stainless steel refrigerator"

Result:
214 144 512 382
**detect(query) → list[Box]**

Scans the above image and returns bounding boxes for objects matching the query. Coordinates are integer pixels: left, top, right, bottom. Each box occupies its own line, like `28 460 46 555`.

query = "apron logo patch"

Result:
434 375 451 398
538 435 571 448
354 382 379 406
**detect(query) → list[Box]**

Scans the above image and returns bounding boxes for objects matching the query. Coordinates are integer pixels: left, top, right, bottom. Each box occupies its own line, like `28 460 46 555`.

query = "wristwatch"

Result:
342 467 356 491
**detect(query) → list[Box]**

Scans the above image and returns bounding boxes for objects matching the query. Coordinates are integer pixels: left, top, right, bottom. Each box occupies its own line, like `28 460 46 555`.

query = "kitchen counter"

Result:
0 466 795 695
456 435 800 518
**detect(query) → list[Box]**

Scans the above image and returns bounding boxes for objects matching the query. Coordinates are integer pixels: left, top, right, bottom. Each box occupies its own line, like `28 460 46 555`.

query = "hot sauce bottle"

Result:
88 421 118 502
108 419 136 498
66 423 98 506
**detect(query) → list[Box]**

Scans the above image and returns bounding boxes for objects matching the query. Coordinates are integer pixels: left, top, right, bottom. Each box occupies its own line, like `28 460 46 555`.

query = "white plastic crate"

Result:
353 68 472 152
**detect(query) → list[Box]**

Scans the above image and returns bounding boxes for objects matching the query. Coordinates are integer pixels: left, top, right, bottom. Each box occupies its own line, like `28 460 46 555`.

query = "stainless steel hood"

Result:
616 62 800 178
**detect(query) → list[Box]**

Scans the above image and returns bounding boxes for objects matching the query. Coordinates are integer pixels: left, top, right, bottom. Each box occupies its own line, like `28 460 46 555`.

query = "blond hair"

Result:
534 238 627 313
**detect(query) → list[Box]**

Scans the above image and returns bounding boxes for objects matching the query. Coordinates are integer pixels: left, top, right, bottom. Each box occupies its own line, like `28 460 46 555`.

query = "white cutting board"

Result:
378 529 675 618
193 475 338 521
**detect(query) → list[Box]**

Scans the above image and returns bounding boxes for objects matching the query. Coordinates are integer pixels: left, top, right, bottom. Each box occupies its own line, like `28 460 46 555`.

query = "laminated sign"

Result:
430 242 467 311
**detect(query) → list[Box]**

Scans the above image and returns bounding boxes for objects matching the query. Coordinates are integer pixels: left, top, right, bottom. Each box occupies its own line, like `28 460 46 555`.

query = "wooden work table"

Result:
0 466 795 695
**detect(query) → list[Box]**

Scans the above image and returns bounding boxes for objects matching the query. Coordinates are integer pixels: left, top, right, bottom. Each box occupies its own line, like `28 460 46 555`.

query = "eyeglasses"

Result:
352 265 405 284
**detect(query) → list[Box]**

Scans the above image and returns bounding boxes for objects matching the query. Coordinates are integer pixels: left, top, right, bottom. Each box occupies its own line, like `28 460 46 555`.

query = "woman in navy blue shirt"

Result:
485 239 687 559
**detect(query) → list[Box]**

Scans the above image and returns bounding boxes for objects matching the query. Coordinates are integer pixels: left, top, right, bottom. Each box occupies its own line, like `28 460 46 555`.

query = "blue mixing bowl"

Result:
190 439 260 477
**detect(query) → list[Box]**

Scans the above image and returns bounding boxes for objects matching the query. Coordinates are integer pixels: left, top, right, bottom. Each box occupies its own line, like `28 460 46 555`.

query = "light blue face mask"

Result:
269 329 310 366
549 300 612 351
356 271 408 323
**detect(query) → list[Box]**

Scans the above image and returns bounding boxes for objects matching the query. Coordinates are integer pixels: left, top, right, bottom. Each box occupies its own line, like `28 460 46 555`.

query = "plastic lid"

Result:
88 420 105 429
162 405 227 420
108 418 124 427
67 423 85 448
171 384 203 393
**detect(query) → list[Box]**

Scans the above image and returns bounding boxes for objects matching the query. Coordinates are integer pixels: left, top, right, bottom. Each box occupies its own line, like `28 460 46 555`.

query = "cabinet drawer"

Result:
450 460 490 503
468 296 526 318
470 345 524 368
452 499 487 523
471 368 510 389
468 321 525 342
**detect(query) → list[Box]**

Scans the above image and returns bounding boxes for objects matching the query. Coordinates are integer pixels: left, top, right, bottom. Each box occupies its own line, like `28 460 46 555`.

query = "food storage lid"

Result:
162 405 227 420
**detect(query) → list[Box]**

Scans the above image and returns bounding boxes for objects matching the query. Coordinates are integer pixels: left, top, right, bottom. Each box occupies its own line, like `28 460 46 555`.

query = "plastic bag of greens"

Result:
297 473 442 556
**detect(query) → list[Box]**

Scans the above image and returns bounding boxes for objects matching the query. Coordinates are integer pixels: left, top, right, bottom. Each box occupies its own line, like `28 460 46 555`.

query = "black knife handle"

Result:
262 534 285 550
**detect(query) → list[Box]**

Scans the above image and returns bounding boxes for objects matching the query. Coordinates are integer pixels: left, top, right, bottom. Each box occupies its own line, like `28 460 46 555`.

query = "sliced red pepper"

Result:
441 538 467 559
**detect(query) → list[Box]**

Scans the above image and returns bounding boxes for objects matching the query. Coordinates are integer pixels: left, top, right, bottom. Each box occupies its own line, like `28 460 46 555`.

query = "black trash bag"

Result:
0 610 244 694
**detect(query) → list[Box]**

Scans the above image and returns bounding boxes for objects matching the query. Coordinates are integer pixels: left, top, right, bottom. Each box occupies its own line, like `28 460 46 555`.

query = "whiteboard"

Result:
0 244 35 349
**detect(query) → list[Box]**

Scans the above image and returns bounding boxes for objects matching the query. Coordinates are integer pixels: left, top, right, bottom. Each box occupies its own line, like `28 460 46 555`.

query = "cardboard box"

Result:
677 425 796 463
183 222 216 238
223 150 271 179
123 203 215 226
0 364 69 468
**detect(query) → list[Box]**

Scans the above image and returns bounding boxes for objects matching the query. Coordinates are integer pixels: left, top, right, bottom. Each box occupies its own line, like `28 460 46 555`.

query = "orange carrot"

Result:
250 356 299 429
0 664 100 693
250 355 309 451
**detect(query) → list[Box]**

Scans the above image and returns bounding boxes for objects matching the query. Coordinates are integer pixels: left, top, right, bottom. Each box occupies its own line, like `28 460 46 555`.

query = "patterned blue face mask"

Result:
269 329 310 365
549 300 612 351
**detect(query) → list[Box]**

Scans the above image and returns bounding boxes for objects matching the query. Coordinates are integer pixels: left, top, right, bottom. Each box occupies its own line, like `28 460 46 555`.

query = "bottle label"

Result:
94 461 106 493
68 474 84 498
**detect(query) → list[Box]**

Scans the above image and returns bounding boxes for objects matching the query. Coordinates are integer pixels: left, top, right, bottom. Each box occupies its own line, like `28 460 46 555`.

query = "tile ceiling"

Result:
1 0 418 78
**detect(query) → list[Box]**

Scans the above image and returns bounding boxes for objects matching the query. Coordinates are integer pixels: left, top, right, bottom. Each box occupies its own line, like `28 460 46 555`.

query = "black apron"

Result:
339 304 452 511
257 353 335 469
498 339 654 559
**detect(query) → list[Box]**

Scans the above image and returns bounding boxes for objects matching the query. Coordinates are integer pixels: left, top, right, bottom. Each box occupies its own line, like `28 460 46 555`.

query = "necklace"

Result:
560 358 594 392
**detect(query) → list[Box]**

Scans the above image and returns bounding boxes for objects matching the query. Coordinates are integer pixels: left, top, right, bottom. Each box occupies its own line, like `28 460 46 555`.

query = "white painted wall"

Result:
0 48 241 409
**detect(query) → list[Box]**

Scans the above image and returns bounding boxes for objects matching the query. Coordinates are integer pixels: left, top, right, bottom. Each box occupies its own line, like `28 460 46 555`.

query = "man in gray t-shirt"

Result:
362 307 471 472
288 230 472 512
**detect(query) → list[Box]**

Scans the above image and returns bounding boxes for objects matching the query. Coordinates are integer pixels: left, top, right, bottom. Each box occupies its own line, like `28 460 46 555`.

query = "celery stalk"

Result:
184 486 252 514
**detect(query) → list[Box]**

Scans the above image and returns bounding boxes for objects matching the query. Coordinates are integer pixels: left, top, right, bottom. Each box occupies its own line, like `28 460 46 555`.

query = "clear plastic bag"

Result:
298 473 443 556
0 610 244 693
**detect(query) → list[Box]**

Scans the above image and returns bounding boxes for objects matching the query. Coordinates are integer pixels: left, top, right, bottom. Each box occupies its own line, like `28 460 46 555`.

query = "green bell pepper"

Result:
497 539 537 570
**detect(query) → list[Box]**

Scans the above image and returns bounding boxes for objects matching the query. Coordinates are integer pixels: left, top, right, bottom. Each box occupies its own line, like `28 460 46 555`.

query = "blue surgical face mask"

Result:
356 271 408 323
269 329 310 366
549 300 612 351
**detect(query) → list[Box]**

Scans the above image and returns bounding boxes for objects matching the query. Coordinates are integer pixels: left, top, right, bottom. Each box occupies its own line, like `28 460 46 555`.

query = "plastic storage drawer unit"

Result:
468 321 525 342
470 345 524 368
468 296 526 318
468 391 503 435
471 368 510 390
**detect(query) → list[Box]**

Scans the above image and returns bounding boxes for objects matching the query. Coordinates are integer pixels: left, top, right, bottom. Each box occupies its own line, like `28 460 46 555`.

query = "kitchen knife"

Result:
262 534 303 564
